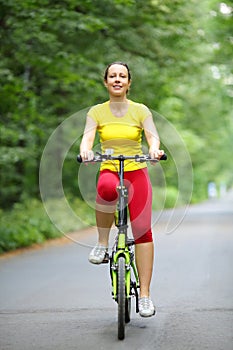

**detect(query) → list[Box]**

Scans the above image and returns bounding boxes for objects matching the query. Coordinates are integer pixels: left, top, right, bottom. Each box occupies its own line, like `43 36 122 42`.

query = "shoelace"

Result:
139 297 153 309
94 246 107 257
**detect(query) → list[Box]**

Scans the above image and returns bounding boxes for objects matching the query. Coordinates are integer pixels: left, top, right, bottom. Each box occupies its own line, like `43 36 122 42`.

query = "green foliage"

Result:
152 186 182 210
0 197 95 253
0 0 232 250
43 197 96 232
1 0 232 209
0 199 59 253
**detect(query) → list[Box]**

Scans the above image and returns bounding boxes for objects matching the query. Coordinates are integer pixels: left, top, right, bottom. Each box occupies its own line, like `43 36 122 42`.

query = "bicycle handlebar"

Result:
76 152 167 163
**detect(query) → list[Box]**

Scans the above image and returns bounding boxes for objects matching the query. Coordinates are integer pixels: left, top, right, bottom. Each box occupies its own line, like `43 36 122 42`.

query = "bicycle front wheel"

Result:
118 256 126 340
125 296 131 323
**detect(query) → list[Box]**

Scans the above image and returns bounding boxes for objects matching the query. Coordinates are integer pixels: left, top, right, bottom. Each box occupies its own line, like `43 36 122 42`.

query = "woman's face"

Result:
104 64 131 98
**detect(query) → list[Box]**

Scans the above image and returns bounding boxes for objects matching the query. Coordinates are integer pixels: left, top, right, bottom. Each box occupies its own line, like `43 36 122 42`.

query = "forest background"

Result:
0 0 232 252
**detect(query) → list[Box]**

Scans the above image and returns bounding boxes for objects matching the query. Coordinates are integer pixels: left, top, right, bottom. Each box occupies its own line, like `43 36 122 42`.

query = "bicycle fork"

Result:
110 241 140 310
111 245 131 301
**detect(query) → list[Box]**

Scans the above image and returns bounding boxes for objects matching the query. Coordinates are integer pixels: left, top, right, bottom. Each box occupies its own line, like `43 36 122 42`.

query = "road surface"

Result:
0 192 233 349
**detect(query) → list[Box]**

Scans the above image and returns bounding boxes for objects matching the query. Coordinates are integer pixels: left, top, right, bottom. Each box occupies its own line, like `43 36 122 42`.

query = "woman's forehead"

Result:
108 64 128 75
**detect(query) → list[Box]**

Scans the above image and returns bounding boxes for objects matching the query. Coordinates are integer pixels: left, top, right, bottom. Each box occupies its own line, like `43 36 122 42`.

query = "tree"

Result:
0 0 232 209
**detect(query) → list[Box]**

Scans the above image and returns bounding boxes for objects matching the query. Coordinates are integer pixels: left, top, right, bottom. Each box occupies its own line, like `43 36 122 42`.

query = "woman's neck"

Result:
109 95 128 103
108 98 129 117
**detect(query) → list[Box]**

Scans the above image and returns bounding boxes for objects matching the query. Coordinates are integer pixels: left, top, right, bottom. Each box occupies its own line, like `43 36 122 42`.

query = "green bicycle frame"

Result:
111 234 139 300
110 157 139 300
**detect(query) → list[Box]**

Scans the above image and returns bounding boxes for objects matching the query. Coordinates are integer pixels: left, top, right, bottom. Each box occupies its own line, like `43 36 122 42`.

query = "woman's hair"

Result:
104 61 131 81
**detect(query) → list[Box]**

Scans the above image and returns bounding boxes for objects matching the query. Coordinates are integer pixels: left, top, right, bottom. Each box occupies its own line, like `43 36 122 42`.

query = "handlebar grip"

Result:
76 155 83 163
160 153 167 161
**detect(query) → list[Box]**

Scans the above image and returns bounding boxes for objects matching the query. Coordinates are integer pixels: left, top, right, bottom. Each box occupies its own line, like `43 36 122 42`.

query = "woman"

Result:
80 62 164 317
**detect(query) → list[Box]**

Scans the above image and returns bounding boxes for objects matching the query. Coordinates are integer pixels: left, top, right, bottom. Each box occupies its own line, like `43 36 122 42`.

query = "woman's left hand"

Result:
149 148 164 165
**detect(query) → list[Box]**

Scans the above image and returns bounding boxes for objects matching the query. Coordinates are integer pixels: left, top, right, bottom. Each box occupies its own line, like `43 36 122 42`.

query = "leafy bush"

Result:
0 197 96 254
42 196 96 233
0 199 59 253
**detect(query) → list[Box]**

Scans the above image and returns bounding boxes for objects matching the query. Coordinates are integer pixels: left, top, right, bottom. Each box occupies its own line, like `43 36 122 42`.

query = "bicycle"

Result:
77 150 167 340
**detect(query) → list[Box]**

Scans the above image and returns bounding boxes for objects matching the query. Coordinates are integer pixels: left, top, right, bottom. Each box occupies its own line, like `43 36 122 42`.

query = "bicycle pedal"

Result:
101 253 109 264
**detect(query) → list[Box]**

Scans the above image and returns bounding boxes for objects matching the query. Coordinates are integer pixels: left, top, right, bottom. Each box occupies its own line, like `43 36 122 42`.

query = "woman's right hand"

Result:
80 150 94 162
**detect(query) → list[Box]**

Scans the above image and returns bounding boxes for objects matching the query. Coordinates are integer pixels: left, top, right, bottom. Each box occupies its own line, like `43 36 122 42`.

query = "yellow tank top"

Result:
87 100 150 171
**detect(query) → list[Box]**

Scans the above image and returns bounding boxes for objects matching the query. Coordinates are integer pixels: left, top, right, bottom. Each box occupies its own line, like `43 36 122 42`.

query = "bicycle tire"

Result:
118 256 126 340
125 296 131 323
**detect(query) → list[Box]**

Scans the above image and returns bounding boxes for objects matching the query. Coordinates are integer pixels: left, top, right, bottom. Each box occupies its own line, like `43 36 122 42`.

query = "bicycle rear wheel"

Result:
118 256 126 340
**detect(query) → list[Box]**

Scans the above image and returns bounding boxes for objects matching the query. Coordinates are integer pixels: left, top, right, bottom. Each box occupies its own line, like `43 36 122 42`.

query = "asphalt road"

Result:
0 192 233 350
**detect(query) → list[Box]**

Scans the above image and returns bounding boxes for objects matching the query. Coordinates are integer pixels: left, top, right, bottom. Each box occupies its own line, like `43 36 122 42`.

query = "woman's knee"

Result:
97 182 118 202
97 171 119 203
134 230 153 244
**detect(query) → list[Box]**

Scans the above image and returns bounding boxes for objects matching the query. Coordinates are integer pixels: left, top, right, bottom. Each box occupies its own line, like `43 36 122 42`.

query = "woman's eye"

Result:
108 74 127 79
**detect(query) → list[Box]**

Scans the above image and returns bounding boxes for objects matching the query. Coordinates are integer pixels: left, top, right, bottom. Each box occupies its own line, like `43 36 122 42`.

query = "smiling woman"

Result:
79 61 164 318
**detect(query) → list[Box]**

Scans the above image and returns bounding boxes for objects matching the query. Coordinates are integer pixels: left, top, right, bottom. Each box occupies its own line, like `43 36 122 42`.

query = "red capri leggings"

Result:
96 168 153 244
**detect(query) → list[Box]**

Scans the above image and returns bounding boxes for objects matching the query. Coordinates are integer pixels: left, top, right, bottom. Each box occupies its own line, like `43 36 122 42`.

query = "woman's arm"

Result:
80 116 97 161
142 114 164 159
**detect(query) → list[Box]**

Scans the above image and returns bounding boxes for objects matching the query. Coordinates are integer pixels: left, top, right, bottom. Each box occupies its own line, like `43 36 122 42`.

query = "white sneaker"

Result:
88 245 108 264
139 297 156 317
